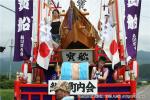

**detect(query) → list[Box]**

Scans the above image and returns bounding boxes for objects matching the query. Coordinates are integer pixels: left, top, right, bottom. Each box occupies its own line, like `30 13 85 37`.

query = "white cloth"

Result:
37 20 54 70
99 23 120 69
133 60 138 78
62 96 74 100
23 63 28 78
27 73 32 84
98 0 120 69
126 56 132 64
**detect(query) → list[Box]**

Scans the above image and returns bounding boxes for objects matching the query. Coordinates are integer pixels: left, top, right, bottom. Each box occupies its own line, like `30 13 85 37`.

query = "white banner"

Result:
48 80 97 95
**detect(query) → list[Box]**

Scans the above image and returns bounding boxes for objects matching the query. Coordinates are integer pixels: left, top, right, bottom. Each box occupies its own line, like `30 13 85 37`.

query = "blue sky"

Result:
0 0 150 58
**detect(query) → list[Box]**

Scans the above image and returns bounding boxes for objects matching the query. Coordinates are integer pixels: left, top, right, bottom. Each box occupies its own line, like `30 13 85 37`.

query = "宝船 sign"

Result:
61 49 94 63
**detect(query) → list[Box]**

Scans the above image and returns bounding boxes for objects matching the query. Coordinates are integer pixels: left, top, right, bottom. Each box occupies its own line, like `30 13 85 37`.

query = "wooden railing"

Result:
14 80 136 100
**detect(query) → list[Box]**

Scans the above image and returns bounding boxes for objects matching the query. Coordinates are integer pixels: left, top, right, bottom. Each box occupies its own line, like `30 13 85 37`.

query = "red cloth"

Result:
128 60 138 78
113 60 138 80
113 65 126 81
119 44 125 60
116 62 136 77
118 66 126 76
28 63 32 73
33 67 45 83
128 60 134 70
33 46 38 63
21 63 32 73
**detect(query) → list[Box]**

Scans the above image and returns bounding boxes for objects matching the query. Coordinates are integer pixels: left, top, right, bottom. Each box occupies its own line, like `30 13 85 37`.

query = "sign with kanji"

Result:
48 80 97 95
14 0 33 61
61 49 94 63
77 0 87 10
124 0 141 59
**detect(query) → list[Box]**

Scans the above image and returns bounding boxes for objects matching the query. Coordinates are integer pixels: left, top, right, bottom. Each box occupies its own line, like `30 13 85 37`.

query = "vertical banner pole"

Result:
37 0 41 48
115 0 120 43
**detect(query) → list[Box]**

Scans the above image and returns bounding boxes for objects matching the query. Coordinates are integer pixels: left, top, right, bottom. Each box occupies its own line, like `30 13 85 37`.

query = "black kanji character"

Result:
77 82 86 92
86 81 96 93
78 52 89 61
66 52 76 61
50 82 57 92
77 0 86 10
69 82 77 93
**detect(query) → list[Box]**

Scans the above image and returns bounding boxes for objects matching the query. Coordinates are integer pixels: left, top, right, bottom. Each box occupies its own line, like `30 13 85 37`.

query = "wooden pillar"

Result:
78 96 80 100
52 95 56 100
14 81 21 100
92 96 95 100
105 95 108 100
40 94 43 100
28 94 31 100
130 80 136 100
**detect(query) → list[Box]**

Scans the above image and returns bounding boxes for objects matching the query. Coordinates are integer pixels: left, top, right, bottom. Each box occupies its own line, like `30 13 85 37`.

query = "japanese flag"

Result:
37 21 54 70
102 24 120 69
97 0 120 69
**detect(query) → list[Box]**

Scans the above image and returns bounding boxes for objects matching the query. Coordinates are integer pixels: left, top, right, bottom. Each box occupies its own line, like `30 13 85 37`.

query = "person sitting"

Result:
91 56 109 83
113 56 138 82
51 9 61 43
113 65 125 83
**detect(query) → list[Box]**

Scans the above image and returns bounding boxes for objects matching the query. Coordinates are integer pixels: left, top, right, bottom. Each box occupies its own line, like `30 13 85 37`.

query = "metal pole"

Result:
9 39 14 80
0 3 15 80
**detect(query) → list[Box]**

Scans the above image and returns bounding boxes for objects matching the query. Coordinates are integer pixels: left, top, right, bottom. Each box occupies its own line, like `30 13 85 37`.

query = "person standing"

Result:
51 9 61 43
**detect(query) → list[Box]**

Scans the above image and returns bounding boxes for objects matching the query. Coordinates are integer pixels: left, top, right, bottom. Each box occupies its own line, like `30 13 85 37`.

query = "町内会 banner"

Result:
14 0 33 61
124 0 141 59
48 80 97 95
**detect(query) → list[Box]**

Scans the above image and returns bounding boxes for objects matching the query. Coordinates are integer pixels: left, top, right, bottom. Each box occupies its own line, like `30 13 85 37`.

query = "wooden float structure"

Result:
14 0 137 100
60 0 99 49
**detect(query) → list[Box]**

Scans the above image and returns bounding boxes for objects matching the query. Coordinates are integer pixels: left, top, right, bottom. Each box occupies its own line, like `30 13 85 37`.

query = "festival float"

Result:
14 0 141 100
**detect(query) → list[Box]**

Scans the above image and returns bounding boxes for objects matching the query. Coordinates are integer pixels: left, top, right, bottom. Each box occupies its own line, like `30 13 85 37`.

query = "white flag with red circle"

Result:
102 25 120 69
37 20 54 70
37 41 53 70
